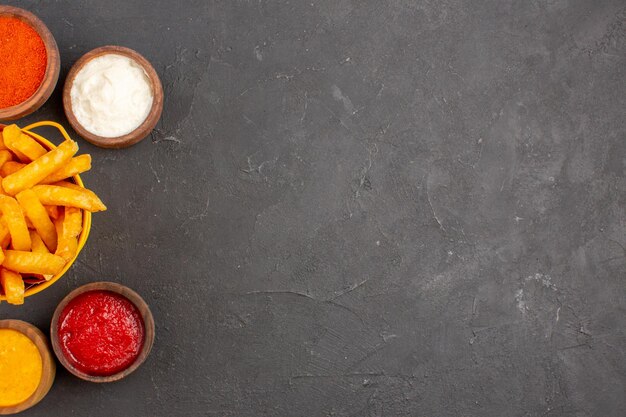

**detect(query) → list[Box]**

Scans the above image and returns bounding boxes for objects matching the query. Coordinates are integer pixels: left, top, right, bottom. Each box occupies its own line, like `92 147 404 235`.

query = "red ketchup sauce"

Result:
57 290 144 376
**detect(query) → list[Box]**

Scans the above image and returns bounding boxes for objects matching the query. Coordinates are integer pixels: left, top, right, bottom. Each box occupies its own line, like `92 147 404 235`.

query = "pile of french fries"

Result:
0 124 106 305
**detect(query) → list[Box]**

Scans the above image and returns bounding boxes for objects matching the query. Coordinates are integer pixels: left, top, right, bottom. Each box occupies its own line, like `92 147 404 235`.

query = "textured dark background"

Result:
0 1 624 416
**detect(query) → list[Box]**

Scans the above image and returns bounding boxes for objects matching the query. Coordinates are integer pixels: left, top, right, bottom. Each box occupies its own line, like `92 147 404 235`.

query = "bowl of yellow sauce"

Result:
0 320 55 415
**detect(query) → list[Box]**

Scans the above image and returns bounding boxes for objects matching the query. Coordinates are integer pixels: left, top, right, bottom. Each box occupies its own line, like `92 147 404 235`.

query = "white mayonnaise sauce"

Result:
70 54 153 138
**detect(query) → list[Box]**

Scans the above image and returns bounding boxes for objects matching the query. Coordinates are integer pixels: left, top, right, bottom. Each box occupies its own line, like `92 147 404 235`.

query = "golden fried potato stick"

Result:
2 139 78 196
2 250 65 275
12 151 29 163
29 231 54 281
62 207 82 237
32 185 106 212
15 135 47 160
0 161 25 177
0 267 23 305
2 125 30 162
52 182 105 208
3 127 47 161
0 220 10 249
23 213 35 230
55 234 77 262
0 150 12 168
16 189 57 252
44 205 60 220
0 129 7 150
40 155 91 184
0 195 31 251
29 230 49 254
55 207 81 261
2 125 20 147
52 181 93 192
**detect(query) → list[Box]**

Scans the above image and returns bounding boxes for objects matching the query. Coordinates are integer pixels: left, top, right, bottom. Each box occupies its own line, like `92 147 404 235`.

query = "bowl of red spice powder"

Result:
50 282 155 383
0 6 60 121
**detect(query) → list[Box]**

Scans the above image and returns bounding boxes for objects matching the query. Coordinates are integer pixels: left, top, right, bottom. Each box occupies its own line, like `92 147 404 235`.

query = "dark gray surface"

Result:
0 1 624 416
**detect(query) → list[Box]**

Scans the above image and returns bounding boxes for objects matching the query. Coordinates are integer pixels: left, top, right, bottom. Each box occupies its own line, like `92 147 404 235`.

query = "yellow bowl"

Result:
0 122 91 301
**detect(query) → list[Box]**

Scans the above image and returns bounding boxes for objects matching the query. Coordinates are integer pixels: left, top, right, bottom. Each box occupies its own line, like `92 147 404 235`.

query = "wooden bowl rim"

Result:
0 5 60 121
63 45 164 149
0 319 56 415
50 281 155 383
0 124 92 301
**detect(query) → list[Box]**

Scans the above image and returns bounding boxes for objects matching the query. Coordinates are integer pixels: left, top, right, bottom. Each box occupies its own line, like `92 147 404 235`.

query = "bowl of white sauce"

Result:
63 46 163 148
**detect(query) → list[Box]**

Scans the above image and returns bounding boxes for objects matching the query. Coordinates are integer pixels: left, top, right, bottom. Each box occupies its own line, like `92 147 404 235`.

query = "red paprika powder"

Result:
0 16 47 109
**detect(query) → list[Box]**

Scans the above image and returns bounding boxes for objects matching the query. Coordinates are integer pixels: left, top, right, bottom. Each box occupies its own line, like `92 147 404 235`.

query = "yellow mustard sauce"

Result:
0 329 42 407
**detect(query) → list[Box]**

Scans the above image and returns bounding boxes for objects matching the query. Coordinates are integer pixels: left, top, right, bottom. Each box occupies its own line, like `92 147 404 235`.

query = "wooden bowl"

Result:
50 282 155 383
0 123 92 302
0 320 56 415
0 6 60 121
63 46 163 149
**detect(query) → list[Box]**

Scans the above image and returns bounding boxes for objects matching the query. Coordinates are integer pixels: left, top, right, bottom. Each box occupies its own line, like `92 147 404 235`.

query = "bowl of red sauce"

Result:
50 282 154 383
0 5 60 121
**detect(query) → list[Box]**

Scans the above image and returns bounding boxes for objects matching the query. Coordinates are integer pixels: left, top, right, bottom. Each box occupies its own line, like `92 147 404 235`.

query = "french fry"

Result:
2 250 65 275
16 189 57 252
2 139 78 195
0 129 7 150
0 195 31 251
0 150 12 168
1 125 19 143
0 267 23 305
0 220 10 249
20 206 34 229
0 161 25 177
31 185 106 212
52 181 93 193
4 128 47 161
29 230 49 253
13 151 29 163
2 125 30 162
55 207 81 261
62 207 82 237
24 215 35 230
29 231 54 281
44 205 60 220
52 182 104 209
41 155 91 184
55 233 77 262
15 135 47 160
